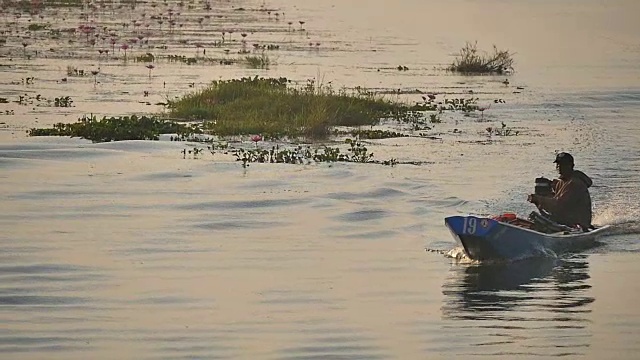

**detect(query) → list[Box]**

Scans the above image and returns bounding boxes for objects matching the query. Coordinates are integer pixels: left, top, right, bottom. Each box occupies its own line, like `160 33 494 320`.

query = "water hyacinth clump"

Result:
166 76 425 139
228 139 382 168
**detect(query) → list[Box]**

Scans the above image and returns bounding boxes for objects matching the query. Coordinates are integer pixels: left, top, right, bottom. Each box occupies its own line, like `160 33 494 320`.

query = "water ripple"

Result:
326 187 406 201
278 327 386 360
178 198 306 211
335 209 389 222
195 219 286 230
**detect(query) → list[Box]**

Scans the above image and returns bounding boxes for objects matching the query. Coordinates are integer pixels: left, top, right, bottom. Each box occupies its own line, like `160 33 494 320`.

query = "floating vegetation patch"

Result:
66 66 89 77
449 41 515 74
135 52 155 63
167 76 427 139
166 54 199 65
244 54 270 69
54 96 73 107
208 139 414 168
486 122 519 136
27 23 49 31
334 129 408 139
10 93 73 107
5 0 84 10
28 115 198 142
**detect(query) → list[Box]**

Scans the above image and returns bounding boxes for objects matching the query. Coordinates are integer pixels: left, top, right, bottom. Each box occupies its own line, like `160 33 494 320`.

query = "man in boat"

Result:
527 152 593 230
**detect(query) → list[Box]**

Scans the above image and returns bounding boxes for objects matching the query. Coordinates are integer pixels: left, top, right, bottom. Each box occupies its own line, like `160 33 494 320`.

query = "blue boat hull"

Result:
445 215 610 261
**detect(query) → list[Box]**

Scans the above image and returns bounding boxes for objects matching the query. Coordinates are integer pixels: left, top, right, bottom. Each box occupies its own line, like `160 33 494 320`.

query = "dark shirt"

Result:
536 170 592 229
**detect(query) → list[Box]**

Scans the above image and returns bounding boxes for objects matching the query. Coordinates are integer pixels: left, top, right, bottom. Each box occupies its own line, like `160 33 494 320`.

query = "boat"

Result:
444 213 611 261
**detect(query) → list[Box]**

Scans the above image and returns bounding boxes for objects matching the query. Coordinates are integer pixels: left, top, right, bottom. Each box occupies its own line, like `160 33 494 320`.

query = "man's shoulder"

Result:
572 170 593 188
567 176 589 192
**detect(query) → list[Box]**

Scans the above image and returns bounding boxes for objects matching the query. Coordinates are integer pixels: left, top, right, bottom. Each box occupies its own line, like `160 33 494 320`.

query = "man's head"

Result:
554 152 574 177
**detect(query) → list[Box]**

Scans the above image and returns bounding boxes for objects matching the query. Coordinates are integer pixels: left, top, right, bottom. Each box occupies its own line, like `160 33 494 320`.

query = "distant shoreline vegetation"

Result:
449 42 515 75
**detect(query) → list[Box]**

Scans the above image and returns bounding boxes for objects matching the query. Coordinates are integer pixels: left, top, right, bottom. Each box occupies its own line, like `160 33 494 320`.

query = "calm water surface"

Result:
1 0 639 359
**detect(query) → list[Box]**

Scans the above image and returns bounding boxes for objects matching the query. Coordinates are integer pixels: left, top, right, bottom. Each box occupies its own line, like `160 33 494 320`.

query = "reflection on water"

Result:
440 256 594 357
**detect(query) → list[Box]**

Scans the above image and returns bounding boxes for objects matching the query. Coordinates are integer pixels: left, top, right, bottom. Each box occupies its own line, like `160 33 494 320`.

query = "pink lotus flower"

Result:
250 134 262 147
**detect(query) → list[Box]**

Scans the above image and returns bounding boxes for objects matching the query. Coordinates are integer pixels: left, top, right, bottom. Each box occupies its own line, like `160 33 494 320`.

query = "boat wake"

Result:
447 246 559 264
594 206 640 236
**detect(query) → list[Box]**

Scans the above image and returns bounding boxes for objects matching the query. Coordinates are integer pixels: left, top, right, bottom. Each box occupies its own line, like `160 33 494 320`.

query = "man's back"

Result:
549 170 592 229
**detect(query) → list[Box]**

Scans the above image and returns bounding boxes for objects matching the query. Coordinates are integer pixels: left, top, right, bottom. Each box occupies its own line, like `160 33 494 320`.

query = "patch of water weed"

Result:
27 23 49 31
449 41 515 74
486 122 519 136
166 54 199 65
167 76 426 139
232 139 372 168
135 52 155 62
244 53 270 69
66 66 89 77
334 129 408 140
194 138 424 168
5 0 83 11
28 115 198 142
11 93 73 107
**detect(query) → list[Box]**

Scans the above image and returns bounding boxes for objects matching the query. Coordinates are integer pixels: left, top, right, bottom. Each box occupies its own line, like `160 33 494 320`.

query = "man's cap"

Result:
554 152 574 165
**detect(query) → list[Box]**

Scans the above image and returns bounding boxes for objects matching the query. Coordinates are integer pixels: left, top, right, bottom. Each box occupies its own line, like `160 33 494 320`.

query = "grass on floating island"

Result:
449 41 514 74
166 76 425 139
27 77 425 143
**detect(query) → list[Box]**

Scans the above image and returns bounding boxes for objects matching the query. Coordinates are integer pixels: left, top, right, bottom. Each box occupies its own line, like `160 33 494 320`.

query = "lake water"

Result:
1 0 639 359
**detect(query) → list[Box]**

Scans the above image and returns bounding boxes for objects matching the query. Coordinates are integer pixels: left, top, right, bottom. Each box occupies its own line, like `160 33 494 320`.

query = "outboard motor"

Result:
535 177 553 196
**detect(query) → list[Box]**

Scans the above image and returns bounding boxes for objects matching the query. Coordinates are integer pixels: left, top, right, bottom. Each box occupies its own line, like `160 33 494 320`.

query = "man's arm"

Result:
536 180 582 215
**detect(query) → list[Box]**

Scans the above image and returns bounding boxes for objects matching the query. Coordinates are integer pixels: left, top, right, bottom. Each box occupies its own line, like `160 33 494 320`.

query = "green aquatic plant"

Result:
135 52 155 62
244 54 270 69
27 23 49 31
66 66 87 77
429 113 442 124
5 0 82 10
54 96 73 107
449 41 514 74
167 76 425 139
486 122 519 136
335 129 407 140
27 115 198 142
442 97 479 112
225 140 412 168
345 138 373 163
